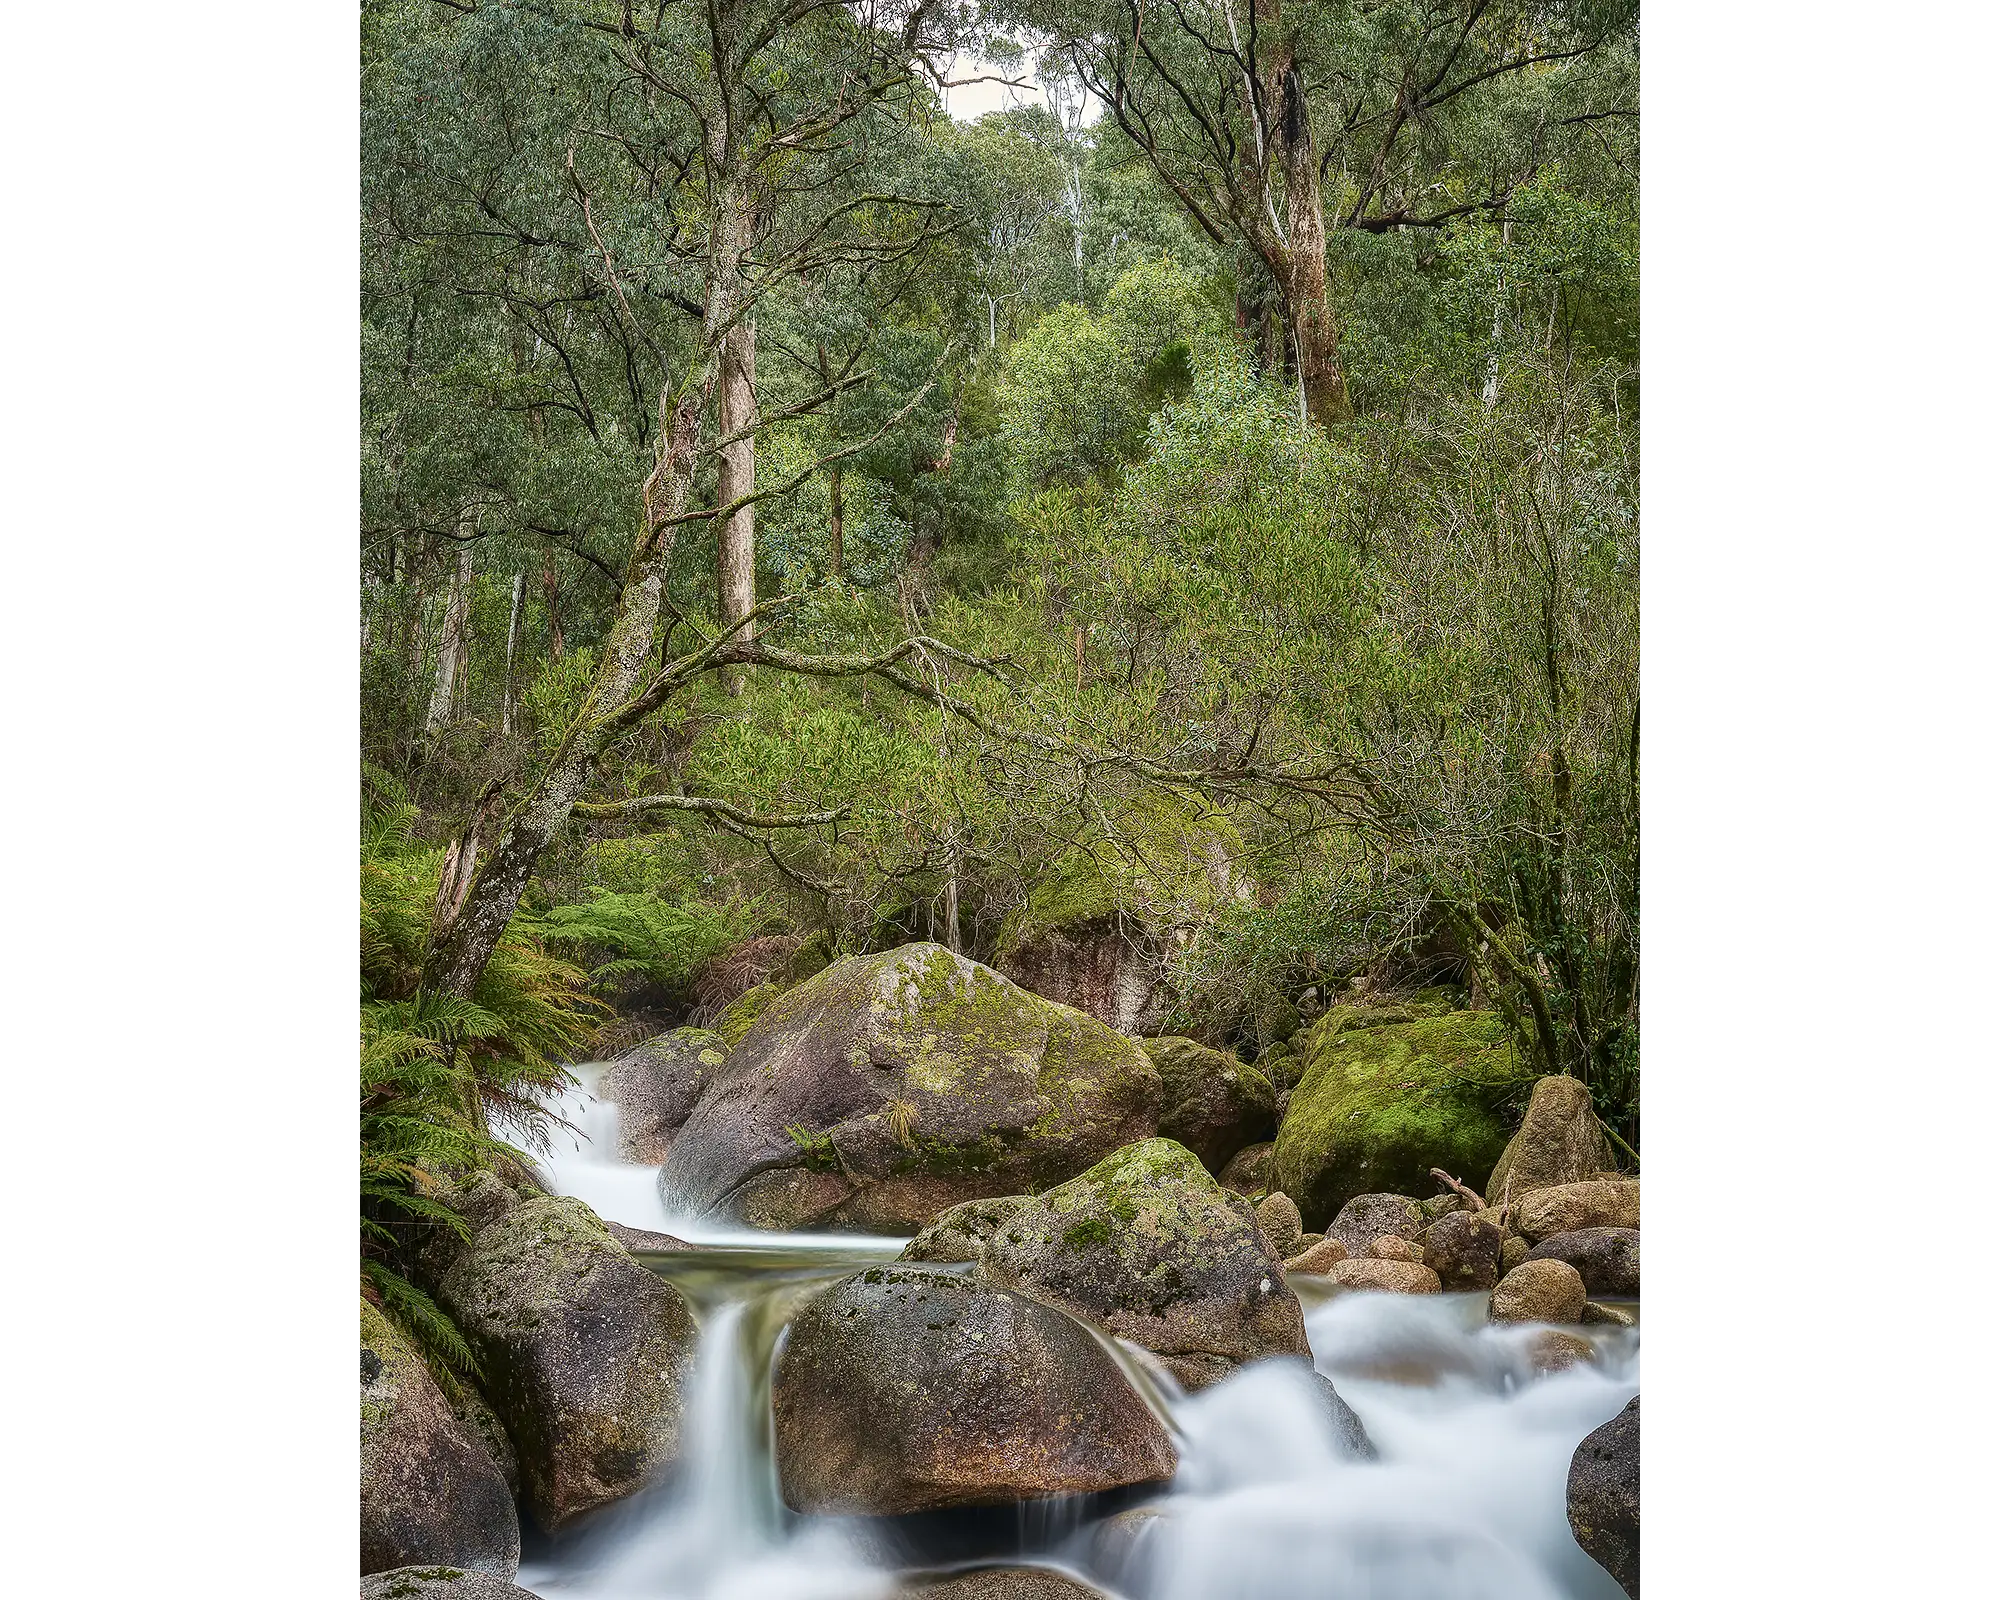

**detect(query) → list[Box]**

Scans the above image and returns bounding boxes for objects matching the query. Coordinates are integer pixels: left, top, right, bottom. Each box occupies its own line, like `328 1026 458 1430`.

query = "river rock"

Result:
598 1028 727 1161
1527 1227 1640 1297
362 1570 544 1600
438 1196 699 1532
604 1220 696 1254
1514 1180 1640 1242
976 1139 1309 1390
1139 1036 1276 1172
903 1570 1110 1599
1306 1367 1378 1460
772 1265 1175 1514
1217 1141 1274 1197
1583 1301 1635 1327
1485 1075 1613 1204
1568 1397 1640 1597
1271 1008 1519 1227
1489 1259 1587 1324
1326 1193 1426 1257
1254 1190 1303 1255
1283 1237 1349 1274
1422 1210 1502 1291
1366 1234 1424 1262
1501 1234 1530 1272
360 1301 519 1578
1525 1330 1597 1375
658 944 1161 1231
1330 1259 1441 1294
901 1195 1034 1264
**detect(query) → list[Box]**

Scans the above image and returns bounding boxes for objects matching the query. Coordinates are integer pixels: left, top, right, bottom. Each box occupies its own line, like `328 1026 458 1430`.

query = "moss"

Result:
714 982 782 1047
1272 1008 1529 1229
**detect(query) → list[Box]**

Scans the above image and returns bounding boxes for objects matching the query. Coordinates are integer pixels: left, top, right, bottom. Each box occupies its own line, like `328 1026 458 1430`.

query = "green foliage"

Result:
541 889 757 995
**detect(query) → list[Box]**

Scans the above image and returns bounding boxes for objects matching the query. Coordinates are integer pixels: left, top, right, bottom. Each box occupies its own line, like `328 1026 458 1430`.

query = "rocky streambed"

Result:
363 945 1639 1600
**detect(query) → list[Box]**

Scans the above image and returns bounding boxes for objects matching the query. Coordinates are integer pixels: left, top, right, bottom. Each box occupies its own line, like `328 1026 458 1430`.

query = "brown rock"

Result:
903 1570 1109 1599
1139 1036 1277 1172
1282 1237 1350 1274
1217 1141 1275 1197
772 1266 1175 1515
361 1570 544 1600
1254 1191 1303 1255
1489 1258 1587 1324
1568 1397 1639 1597
1422 1211 1503 1291
1501 1234 1530 1272
1525 1329 1598 1374
1583 1301 1636 1327
1367 1235 1424 1262
1326 1193 1426 1257
1514 1180 1640 1242
1330 1259 1442 1294
1526 1227 1640 1297
1486 1076 1614 1202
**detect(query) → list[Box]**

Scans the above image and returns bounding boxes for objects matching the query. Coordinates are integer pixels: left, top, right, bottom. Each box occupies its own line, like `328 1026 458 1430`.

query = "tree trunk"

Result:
500 572 525 736
827 459 845 580
1271 61 1351 426
424 525 475 738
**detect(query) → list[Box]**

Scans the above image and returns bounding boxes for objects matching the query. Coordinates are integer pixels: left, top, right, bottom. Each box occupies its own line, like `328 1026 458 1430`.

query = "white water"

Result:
516 1070 1637 1600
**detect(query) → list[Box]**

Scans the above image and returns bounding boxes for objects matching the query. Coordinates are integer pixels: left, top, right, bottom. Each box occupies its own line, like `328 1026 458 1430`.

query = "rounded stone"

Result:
1489 1258 1587 1324
1526 1227 1639 1297
1283 1237 1349 1275
1568 1397 1639 1597
1329 1259 1442 1294
1422 1211 1503 1291
1254 1190 1303 1254
1485 1075 1613 1203
1512 1180 1640 1242
1366 1235 1424 1262
597 1028 727 1162
1326 1193 1426 1257
1217 1141 1275 1197
1139 1036 1276 1173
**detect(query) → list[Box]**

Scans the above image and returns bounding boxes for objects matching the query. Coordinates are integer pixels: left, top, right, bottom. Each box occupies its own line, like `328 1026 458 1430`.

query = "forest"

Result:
360 4 1641 1596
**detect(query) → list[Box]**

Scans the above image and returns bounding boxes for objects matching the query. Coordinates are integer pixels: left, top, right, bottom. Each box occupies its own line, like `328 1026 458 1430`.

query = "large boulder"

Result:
1486 1075 1614 1204
1527 1228 1640 1298
1326 1193 1426 1258
900 1194 1034 1264
1216 1141 1274 1197
1568 1397 1640 1597
1422 1210 1503 1291
1489 1259 1587 1324
438 1196 699 1532
1514 1180 1640 1242
597 1028 727 1162
658 945 1161 1232
1271 1008 1523 1228
1139 1036 1276 1172
976 1139 1310 1391
362 1571 543 1600
360 1301 519 1578
771 1265 1176 1515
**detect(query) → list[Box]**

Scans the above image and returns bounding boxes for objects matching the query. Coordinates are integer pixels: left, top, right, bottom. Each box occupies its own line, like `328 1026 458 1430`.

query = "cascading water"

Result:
514 1068 1637 1600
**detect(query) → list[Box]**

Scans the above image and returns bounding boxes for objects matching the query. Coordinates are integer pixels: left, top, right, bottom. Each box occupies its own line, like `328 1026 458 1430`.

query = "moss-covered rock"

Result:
438 1196 699 1532
1271 1008 1525 1229
771 1265 1175 1515
993 802 1246 1033
658 944 1161 1231
712 983 783 1047
360 1301 519 1578
977 1138 1309 1391
599 1028 727 1162
1216 1141 1274 1197
1140 1036 1275 1172
1486 1075 1614 1203
900 1194 1035 1264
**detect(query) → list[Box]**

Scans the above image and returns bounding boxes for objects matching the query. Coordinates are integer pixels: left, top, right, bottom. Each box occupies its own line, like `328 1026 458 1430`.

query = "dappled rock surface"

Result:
362 1570 544 1600
903 1569 1110 1599
1568 1397 1640 1597
1329 1258 1441 1294
1514 1180 1640 1242
772 1265 1175 1515
598 1028 727 1162
438 1196 699 1532
361 1301 519 1578
901 1194 1033 1264
1140 1036 1275 1172
1489 1258 1587 1324
1485 1074 1613 1204
1525 1330 1597 1375
1283 1236 1349 1274
977 1139 1309 1391
658 944 1161 1232
1326 1193 1426 1258
1253 1191 1303 1256
1422 1210 1503 1291
604 1220 695 1254
1527 1227 1640 1297
1217 1141 1274 1197
1271 1007 1521 1228
1367 1235 1424 1262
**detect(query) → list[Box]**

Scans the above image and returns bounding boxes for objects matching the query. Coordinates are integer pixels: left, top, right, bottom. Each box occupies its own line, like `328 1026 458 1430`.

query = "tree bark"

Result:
716 313 757 635
424 524 475 738
827 459 845 580
500 572 525 735
1268 51 1352 426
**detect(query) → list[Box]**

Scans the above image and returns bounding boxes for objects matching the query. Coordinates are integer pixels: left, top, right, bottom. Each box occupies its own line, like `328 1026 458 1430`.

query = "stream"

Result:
512 1065 1639 1600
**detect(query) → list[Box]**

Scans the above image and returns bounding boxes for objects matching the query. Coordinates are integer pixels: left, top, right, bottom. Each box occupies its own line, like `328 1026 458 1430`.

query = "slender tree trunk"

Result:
424 525 475 738
1271 65 1350 426
500 572 525 736
827 460 845 580
715 169 758 697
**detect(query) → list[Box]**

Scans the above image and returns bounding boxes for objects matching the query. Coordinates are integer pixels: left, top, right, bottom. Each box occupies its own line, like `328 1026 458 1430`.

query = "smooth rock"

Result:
900 1194 1034 1265
1326 1193 1426 1257
1485 1075 1614 1204
362 1570 544 1600
1583 1301 1636 1327
1282 1237 1350 1274
1329 1259 1442 1294
1140 1036 1276 1172
1526 1227 1640 1297
598 1028 727 1161
1568 1397 1639 1597
1254 1190 1303 1255
1216 1141 1274 1197
1514 1180 1640 1242
1422 1211 1503 1291
1366 1234 1423 1262
1524 1329 1597 1374
658 944 1161 1231
772 1266 1175 1515
361 1301 519 1577
978 1139 1309 1391
1489 1258 1587 1324
438 1196 698 1532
